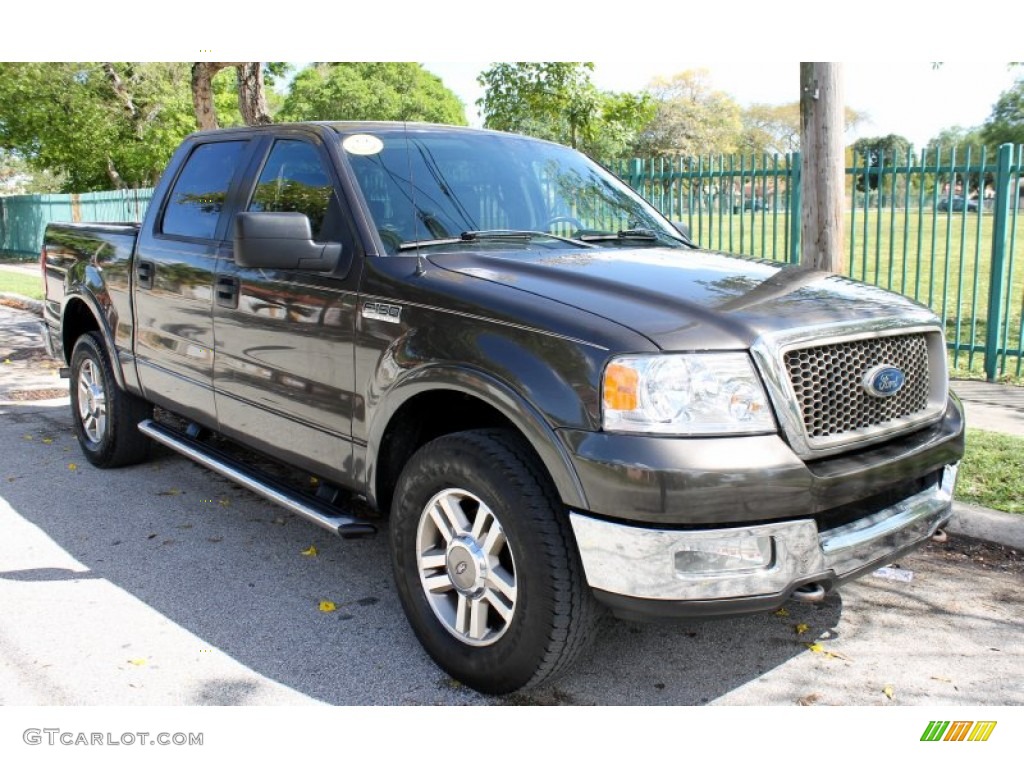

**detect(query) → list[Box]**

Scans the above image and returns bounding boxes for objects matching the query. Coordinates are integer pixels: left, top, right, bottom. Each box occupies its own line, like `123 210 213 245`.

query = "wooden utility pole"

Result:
799 63 845 271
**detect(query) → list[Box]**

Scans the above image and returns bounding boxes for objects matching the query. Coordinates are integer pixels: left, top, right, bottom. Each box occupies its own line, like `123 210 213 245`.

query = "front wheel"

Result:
69 332 152 468
390 429 599 694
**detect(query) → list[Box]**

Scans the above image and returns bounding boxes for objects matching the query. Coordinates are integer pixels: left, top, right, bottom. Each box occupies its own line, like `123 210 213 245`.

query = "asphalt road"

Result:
0 305 1021 706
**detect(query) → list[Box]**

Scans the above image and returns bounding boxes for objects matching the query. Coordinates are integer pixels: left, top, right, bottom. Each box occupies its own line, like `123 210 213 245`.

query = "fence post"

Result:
984 143 1013 381
788 152 802 264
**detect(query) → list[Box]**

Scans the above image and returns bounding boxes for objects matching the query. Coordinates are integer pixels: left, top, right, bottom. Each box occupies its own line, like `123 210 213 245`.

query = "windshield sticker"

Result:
343 134 384 156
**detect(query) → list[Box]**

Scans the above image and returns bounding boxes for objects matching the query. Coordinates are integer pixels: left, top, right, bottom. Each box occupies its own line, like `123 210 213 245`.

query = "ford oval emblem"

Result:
863 365 906 398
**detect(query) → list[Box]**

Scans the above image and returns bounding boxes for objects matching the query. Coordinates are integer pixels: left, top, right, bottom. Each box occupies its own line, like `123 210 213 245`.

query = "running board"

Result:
138 419 376 538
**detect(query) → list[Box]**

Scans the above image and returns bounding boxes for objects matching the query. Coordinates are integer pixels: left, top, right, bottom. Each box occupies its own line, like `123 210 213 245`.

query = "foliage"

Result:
0 63 226 191
279 63 466 125
925 125 987 156
635 70 743 157
981 78 1024 149
0 149 65 194
741 102 867 156
476 62 652 159
851 134 914 192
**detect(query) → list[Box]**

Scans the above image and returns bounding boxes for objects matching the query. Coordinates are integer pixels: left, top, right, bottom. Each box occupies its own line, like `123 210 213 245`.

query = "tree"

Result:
476 62 652 158
191 62 275 130
851 134 913 192
981 78 1024 148
0 62 199 191
280 63 466 125
0 149 65 194
741 102 866 155
634 69 742 157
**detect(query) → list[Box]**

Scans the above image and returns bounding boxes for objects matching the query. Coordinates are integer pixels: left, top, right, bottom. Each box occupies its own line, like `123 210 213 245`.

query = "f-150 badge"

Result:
362 301 402 324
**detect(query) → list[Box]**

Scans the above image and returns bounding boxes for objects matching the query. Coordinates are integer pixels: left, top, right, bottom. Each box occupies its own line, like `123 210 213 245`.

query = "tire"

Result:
69 332 152 468
390 429 600 695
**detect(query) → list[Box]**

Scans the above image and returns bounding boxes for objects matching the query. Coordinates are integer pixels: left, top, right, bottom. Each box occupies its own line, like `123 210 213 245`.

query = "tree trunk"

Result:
236 63 272 126
106 157 126 189
191 62 241 131
799 62 845 272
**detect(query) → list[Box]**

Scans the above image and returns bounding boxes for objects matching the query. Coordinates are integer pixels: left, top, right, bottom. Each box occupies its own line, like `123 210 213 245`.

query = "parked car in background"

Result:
732 197 765 213
938 196 979 213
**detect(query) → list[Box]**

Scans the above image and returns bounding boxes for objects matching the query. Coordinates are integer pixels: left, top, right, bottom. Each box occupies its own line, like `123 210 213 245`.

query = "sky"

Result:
421 61 1021 151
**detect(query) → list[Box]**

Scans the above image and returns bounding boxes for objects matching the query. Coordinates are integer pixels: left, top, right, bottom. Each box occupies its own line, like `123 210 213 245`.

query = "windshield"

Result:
336 127 688 254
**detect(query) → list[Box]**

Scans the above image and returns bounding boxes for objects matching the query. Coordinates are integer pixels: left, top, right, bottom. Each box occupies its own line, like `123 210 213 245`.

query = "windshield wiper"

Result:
397 229 592 251
577 228 659 242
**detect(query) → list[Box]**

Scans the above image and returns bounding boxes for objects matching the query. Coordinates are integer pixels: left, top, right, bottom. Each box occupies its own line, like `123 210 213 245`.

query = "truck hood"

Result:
428 247 938 350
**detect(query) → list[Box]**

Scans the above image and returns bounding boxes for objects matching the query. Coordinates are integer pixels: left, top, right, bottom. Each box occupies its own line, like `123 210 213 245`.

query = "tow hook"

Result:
931 528 948 543
789 582 827 604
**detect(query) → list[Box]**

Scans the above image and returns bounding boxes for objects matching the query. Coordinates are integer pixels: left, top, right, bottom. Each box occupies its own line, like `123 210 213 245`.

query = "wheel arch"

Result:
61 292 126 390
367 365 588 515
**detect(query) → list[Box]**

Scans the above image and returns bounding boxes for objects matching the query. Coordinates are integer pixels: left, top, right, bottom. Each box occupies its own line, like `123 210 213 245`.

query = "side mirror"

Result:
234 212 341 271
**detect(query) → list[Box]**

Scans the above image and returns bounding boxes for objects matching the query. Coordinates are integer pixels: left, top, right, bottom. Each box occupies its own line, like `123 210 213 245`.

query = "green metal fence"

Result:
2 146 1022 380
0 188 152 258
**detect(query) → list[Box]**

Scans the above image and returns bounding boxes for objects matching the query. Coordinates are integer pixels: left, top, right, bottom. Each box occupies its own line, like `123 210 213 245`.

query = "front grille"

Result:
784 333 931 443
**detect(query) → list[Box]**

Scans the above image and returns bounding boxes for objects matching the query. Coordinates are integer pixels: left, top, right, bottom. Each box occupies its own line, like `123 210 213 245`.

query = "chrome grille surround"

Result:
750 318 949 459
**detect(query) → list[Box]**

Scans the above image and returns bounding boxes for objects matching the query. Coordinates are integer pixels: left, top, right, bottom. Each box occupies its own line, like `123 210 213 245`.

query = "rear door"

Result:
212 133 364 486
133 137 253 426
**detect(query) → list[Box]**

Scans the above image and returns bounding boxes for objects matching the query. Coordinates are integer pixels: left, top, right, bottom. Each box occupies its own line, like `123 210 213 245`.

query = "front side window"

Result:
162 141 247 240
249 140 335 240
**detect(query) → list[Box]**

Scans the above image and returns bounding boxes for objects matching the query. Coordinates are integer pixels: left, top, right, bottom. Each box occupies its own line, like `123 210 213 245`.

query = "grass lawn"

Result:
957 428 1024 514
0 269 44 300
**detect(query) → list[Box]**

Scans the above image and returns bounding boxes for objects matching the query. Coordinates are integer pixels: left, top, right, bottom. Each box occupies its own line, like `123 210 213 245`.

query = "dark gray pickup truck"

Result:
42 122 964 693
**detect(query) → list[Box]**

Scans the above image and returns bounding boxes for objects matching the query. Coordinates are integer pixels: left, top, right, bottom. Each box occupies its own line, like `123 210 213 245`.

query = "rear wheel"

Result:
69 332 152 468
390 429 599 694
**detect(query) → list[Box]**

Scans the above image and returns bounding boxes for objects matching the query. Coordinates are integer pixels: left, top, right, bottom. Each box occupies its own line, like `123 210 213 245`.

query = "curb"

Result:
949 501 1024 552
0 292 43 316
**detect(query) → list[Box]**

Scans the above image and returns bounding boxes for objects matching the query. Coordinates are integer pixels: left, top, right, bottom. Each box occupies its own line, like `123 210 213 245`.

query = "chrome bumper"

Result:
570 464 958 604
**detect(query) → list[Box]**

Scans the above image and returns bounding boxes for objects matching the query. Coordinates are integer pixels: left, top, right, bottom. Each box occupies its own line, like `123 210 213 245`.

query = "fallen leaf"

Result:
3 359 10 364
42 438 53 444
319 600 337 613
883 685 895 700
207 536 223 543
67 463 77 471
798 692 822 706
301 545 318 557
795 623 810 635
930 676 953 683
23 434 33 441
218 498 230 507
272 516 286 525
774 608 789 617
804 643 852 661
157 488 182 496
309 476 320 487
127 658 146 666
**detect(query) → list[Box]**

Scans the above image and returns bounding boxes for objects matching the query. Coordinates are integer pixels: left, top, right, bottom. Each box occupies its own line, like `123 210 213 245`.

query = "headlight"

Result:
602 353 775 435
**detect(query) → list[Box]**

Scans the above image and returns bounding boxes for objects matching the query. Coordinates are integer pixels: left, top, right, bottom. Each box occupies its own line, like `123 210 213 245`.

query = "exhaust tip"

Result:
789 582 827 604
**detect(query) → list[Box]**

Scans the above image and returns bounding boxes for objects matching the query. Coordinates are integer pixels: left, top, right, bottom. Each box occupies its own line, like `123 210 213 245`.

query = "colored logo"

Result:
863 365 906 397
921 721 997 742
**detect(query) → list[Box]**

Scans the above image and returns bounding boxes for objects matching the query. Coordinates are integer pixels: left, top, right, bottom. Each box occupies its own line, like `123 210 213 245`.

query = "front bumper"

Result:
570 463 958 620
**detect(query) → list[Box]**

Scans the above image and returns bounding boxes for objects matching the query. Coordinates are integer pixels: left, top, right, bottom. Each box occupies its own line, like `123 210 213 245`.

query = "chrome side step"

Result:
138 419 376 538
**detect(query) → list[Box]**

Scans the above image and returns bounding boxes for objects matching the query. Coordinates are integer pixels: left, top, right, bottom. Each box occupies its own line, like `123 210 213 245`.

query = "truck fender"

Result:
365 364 589 512
61 288 127 391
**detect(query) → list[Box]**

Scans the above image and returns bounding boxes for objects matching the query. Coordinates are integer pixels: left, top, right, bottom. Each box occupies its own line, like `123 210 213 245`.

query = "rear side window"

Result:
249 140 335 240
162 141 247 240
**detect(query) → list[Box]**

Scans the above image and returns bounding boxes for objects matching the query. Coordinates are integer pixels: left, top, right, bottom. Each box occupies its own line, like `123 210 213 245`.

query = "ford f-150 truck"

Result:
42 122 964 694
